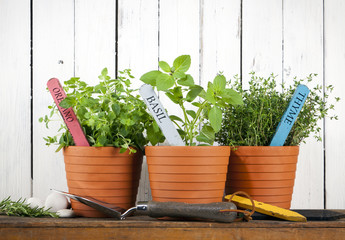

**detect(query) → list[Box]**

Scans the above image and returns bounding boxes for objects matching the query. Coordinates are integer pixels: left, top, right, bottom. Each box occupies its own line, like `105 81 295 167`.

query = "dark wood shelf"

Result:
1 211 345 240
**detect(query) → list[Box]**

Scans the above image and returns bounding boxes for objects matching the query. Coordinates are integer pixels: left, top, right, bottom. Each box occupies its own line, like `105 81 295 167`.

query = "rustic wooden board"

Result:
283 0 324 209
1 214 345 240
324 0 345 209
0 0 31 200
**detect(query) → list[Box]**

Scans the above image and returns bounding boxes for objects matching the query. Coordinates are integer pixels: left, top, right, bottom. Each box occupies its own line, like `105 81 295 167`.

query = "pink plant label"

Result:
47 78 89 146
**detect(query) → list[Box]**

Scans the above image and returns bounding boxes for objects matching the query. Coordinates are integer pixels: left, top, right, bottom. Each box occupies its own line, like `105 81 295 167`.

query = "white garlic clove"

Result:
45 192 69 212
57 209 76 218
26 197 44 209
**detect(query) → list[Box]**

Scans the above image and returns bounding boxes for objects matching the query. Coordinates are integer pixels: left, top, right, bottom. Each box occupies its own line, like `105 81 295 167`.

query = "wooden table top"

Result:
1 211 345 240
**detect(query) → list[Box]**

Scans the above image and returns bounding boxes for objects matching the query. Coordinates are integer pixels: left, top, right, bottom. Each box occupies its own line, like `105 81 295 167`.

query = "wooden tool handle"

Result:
136 201 237 223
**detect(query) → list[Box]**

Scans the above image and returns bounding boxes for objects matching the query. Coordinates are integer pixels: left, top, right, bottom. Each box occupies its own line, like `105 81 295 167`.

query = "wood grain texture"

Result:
117 0 158 89
0 0 31 200
283 0 325 209
32 0 74 199
117 0 159 201
1 215 345 240
74 0 116 82
159 0 200 118
201 0 241 85
324 0 345 209
242 0 283 86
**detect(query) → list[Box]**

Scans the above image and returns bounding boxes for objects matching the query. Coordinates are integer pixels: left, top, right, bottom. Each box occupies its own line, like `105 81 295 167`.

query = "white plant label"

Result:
139 84 184 146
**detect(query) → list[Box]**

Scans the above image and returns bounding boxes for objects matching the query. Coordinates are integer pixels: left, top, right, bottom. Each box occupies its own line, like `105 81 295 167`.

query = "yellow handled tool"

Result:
225 194 307 222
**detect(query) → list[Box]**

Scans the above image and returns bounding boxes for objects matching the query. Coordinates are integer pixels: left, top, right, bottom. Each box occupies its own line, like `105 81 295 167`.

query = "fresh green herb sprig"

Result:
40 68 165 153
0 197 58 218
140 55 243 146
216 72 339 146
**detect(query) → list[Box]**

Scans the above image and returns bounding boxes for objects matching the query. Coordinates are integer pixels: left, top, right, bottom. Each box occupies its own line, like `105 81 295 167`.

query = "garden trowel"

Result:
53 189 237 222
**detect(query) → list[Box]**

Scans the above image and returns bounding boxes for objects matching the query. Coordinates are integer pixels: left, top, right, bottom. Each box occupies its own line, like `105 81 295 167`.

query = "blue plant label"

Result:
269 84 310 146
139 84 185 146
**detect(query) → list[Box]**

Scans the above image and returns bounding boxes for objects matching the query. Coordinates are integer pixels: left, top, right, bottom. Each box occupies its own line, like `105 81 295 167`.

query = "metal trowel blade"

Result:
52 189 125 219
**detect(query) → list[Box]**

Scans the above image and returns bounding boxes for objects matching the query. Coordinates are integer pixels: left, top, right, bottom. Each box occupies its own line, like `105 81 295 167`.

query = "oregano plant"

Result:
40 68 165 153
140 55 243 146
216 73 340 146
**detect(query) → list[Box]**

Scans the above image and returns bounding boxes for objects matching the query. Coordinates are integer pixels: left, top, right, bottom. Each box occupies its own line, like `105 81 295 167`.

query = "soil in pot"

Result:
226 146 299 209
63 146 142 217
145 146 230 204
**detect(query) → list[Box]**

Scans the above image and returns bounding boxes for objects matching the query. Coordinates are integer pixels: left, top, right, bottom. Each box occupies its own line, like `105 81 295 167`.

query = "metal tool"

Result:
53 189 237 222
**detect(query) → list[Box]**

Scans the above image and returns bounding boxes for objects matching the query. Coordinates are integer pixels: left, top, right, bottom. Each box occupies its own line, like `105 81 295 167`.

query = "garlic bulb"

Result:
44 192 69 212
26 197 44 209
57 209 75 218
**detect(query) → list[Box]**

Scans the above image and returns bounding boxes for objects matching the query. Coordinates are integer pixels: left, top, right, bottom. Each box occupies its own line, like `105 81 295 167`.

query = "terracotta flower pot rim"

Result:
63 146 141 157
145 146 230 157
231 146 299 157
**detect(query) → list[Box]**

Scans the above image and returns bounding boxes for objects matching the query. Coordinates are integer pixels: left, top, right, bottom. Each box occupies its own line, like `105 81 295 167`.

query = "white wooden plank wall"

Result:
33 0 74 200
117 0 159 201
242 0 283 85
1 0 345 209
0 0 31 199
284 0 325 209
324 0 345 209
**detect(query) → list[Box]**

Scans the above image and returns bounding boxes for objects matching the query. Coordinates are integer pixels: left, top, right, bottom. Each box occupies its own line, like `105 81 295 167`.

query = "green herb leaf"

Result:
59 97 75 108
156 73 175 91
196 125 215 145
170 115 184 122
209 106 222 132
112 103 121 116
173 71 186 79
205 83 216 104
213 74 226 92
64 77 79 85
186 85 203 102
140 70 162 86
101 67 108 76
159 61 171 73
147 125 165 146
173 55 191 73
177 74 195 86
221 89 244 105
186 110 196 119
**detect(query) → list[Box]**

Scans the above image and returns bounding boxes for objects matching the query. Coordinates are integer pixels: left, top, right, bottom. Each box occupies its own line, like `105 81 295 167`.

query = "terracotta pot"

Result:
145 146 230 203
225 146 299 209
63 146 143 217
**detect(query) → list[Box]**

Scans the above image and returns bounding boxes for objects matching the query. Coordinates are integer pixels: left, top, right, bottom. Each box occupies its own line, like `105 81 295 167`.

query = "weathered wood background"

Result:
1 0 344 209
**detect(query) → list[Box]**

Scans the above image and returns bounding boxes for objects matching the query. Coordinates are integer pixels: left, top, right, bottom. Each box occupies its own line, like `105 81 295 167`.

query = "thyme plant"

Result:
216 73 339 146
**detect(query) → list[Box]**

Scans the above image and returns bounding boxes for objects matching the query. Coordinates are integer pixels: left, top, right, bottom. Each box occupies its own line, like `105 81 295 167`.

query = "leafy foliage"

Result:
140 55 243 146
216 73 339 146
0 197 58 218
39 69 165 153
